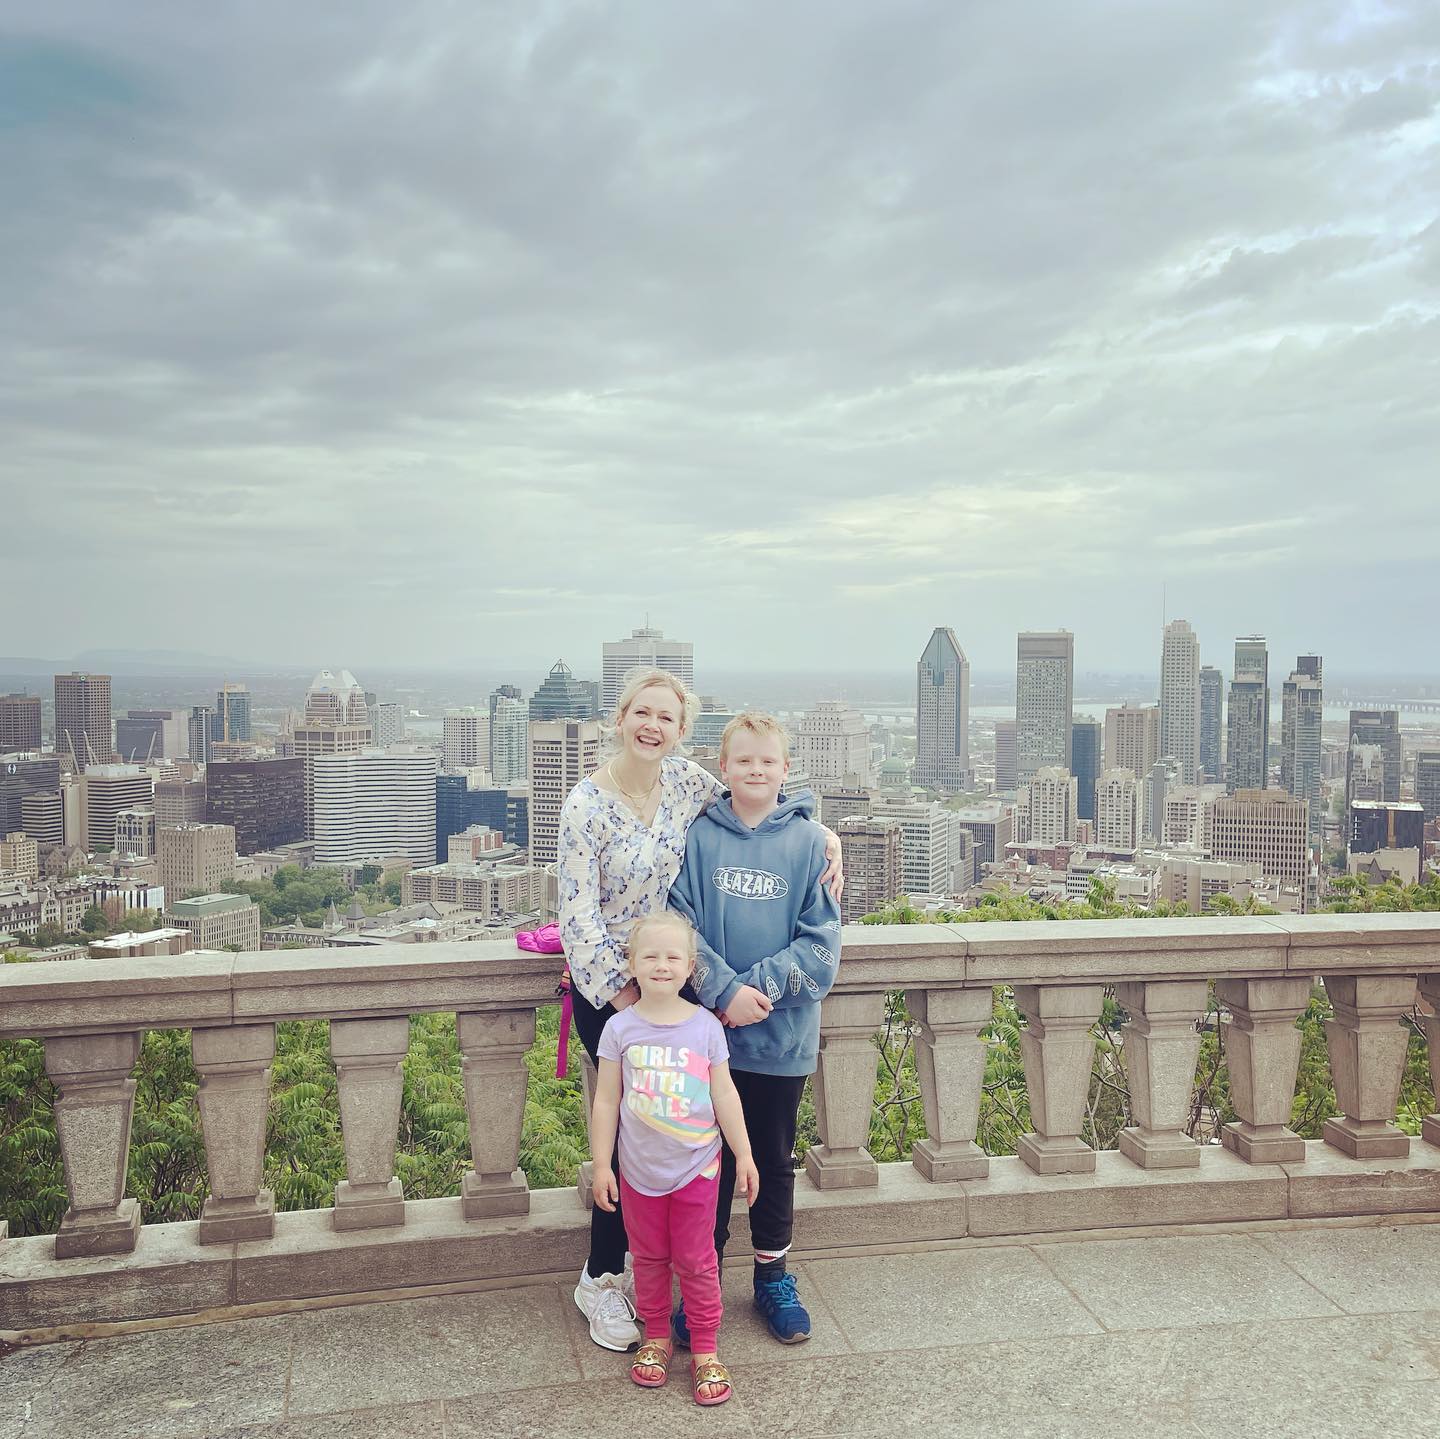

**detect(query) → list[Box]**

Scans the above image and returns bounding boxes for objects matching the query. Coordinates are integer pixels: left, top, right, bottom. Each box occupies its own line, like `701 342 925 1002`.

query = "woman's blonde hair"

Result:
608 667 699 749
627 911 698 972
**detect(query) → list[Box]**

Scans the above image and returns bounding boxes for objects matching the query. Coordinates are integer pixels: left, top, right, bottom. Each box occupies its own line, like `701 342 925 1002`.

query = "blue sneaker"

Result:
753 1271 811 1344
672 1301 691 1350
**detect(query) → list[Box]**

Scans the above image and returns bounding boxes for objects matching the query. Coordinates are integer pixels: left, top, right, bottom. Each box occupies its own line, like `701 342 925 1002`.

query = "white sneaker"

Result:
574 1266 640 1351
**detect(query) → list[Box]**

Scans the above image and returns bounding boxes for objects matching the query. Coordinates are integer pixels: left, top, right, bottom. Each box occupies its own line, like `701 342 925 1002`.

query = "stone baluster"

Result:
906 988 990 1181
1013 985 1104 1174
577 1050 598 1209
458 1009 535 1218
1216 977 1310 1163
330 1017 409 1230
1321 975 1416 1159
804 991 886 1189
192 1024 277 1243
44 1031 143 1258
1420 975 1440 1149
1115 980 1207 1170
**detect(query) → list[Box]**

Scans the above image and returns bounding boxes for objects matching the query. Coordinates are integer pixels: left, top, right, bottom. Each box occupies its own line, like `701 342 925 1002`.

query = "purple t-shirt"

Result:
598 1005 730 1197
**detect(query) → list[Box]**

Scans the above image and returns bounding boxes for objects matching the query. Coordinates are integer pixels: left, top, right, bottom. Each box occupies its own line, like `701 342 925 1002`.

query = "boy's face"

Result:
720 731 789 810
629 924 695 995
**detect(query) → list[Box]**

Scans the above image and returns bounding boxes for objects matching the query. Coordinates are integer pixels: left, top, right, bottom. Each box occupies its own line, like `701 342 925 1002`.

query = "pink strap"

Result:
557 982 573 1079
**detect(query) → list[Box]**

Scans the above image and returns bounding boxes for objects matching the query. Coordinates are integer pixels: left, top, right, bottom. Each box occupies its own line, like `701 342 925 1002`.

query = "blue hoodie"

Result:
668 789 841 1077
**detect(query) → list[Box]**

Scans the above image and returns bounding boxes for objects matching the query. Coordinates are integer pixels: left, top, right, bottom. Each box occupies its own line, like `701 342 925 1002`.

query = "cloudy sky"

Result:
3 1 1437 678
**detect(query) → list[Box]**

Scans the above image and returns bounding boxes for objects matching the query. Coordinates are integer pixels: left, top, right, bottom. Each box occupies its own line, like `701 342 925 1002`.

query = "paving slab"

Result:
284 1284 579 1416
1189 1376 1440 1439
1 1315 291 1439
0 1341 82 1439
1035 1233 1343 1331
445 1379 760 1438
804 1246 1103 1351
1255 1223 1440 1314
208 1401 444 1439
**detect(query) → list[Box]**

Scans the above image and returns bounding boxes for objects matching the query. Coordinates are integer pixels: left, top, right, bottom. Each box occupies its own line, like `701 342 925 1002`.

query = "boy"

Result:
668 712 841 1345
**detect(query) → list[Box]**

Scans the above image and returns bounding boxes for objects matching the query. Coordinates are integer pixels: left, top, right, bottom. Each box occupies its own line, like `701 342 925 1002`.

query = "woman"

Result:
558 668 842 1351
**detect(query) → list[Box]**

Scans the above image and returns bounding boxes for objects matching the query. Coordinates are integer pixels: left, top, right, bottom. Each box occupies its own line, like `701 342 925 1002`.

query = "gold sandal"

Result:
631 1340 672 1388
691 1357 733 1407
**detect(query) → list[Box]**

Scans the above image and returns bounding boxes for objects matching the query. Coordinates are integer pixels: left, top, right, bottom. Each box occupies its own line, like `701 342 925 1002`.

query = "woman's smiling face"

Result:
619 682 685 761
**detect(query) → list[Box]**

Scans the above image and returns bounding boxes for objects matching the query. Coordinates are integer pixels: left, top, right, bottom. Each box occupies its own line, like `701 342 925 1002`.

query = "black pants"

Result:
715 1069 807 1263
573 992 629 1279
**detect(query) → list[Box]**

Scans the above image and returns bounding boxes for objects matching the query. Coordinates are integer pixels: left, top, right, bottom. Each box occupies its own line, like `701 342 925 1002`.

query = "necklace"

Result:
608 760 660 813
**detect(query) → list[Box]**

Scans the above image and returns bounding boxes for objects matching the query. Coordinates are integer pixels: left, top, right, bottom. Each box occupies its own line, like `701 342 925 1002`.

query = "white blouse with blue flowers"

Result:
557 755 724 1009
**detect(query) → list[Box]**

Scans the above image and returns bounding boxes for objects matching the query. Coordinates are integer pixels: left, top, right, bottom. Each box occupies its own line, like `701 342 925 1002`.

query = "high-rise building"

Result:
1226 637 1270 792
0 694 42 753
1348 801 1424 856
1198 667 1223 783
293 669 373 837
1162 784 1225 849
601 627 695 715
1095 769 1140 852
529 662 599 722
951 802 1013 869
489 689 528 786
0 754 61 835
915 627 970 791
870 797 965 896
1071 718 1102 823
205 759 305 854
157 822 237 901
1016 768 1077 847
1160 620 1201 784
529 721 601 864
311 747 439 865
796 702 872 788
81 765 155 851
115 709 185 763
817 788 872 827
993 719 1018 792
1144 758 1181 843
1346 711 1402 812
164 893 261 952
1280 657 1324 841
1209 789 1308 896
114 809 156 861
372 702 405 746
1417 750 1440 824
153 777 207 826
836 816 903 923
1104 705 1159 781
53 672 114 769
1016 632 1074 782
19 791 64 849
0 832 39 880
215 684 252 743
442 710 490 770
188 707 217 764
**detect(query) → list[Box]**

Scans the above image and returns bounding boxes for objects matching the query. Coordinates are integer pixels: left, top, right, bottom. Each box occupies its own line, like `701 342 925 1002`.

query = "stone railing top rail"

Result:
3 914 1438 1040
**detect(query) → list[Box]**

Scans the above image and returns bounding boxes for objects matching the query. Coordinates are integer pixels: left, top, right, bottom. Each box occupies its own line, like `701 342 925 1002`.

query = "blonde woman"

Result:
558 668 843 1351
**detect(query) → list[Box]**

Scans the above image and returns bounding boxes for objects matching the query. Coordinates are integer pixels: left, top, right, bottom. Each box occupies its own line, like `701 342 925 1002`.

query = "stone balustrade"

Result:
4 913 1440 1334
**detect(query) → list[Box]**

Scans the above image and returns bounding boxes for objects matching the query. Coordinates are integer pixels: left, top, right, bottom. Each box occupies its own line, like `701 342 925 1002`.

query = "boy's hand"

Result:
592 1165 620 1212
720 985 773 1027
734 1154 760 1206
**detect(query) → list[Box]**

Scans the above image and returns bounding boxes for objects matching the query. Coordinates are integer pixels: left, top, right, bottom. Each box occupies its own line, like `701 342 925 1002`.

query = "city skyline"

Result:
3 4 1437 672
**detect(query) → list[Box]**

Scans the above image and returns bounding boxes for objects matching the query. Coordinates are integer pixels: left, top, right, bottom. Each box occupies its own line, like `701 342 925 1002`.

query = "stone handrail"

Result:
3 913 1440 1298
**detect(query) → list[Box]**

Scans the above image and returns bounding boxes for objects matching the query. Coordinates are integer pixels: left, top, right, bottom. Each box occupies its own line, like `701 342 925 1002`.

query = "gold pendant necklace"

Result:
610 761 659 812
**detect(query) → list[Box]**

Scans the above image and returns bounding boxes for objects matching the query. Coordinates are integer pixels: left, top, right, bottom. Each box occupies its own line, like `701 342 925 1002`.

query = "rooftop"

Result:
167 893 251 917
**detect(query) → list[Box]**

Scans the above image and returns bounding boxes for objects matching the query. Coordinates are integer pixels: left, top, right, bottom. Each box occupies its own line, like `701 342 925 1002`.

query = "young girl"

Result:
591 911 759 1407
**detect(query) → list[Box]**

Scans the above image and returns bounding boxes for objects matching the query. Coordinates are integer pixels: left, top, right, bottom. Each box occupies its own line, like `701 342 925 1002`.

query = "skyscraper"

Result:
215 684 252 743
81 765 154 850
1016 767 1077 846
1160 620 1201 784
1345 710 1402 812
1095 769 1140 852
157 822 237 903
293 669 373 837
311 747 439 865
1280 656 1323 841
601 627 694 715
53 672 114 769
205 759 305 854
1417 750 1440 824
1210 789 1308 897
1016 631 1073 783
489 689 528 786
915 627 971 792
0 754 61 835
115 709 185 763
1103 705 1159 781
528 720 602 864
0 694 42 753
1070 718 1102 823
1198 666 1223 782
442 710 489 770
529 661 600 721
1226 637 1269 793
372 702 404 746
993 720 1018 792
835 816 903 924
796 702 873 788
188 706 216 764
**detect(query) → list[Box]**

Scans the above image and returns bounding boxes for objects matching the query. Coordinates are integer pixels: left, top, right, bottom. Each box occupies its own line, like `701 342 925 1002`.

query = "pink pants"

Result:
619 1170 723 1354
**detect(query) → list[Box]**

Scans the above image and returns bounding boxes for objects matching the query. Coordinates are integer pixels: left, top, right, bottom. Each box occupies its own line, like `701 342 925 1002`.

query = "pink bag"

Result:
516 923 572 1077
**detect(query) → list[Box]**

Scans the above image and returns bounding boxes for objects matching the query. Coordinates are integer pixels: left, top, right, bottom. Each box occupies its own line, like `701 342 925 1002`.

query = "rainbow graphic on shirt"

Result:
623 1041 718 1148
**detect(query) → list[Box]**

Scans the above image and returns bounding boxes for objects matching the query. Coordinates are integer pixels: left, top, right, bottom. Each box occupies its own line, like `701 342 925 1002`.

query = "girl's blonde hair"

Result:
627 911 698 972
608 667 699 748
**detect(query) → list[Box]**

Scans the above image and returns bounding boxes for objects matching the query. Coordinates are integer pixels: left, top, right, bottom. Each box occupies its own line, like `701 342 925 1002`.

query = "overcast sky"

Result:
3 1 1437 678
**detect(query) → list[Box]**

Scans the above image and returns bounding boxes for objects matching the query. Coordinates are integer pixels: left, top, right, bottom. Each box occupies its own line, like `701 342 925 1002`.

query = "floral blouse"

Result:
558 755 724 1009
